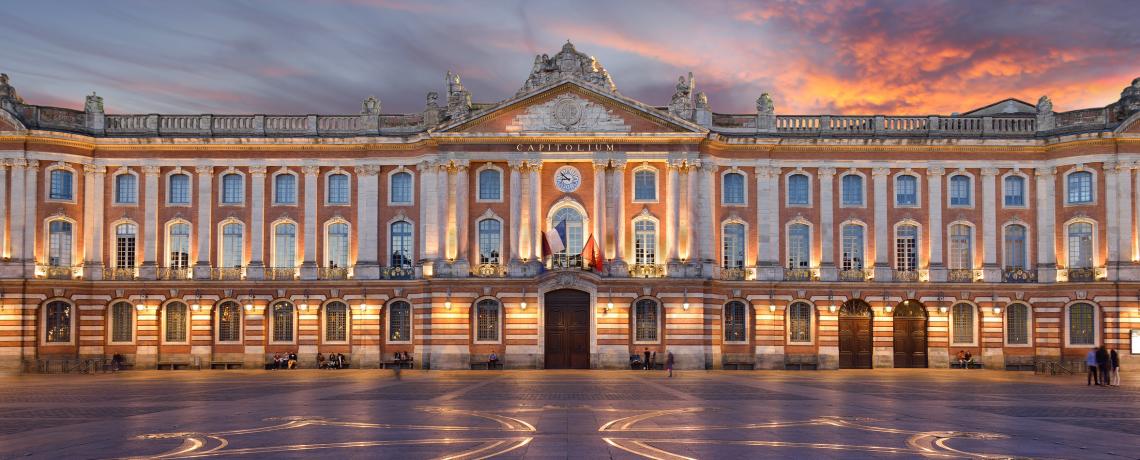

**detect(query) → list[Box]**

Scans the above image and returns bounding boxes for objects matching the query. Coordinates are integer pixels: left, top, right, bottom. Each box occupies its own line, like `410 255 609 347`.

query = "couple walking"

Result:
1086 346 1121 386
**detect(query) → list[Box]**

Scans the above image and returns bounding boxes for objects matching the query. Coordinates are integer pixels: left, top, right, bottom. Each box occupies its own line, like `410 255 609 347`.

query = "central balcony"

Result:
947 268 981 283
1001 267 1037 283
783 268 815 281
266 267 298 281
318 266 350 280
211 267 244 281
629 264 665 278
380 265 414 280
472 263 507 278
838 268 870 282
1062 266 1105 282
37 264 77 280
157 266 192 280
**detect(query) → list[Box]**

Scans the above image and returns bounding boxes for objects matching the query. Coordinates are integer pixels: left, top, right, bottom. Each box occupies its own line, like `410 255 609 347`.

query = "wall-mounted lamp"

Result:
882 290 891 313
244 289 254 311
0 287 5 311
190 289 202 311
299 289 310 311
885 305 893 313
992 306 1002 315
828 305 837 313
682 288 690 311
939 306 948 314
136 292 147 311
444 287 452 310
605 289 614 313
520 287 527 310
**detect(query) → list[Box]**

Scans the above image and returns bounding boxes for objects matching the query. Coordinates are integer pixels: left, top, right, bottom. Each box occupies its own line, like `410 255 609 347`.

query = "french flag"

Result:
542 220 567 256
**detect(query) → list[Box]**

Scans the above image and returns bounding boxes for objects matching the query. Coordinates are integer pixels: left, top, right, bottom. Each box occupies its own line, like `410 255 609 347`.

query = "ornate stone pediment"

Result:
519 41 616 95
506 93 630 133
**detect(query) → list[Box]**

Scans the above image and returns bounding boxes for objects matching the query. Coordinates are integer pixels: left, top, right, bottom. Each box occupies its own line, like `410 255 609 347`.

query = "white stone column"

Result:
1105 164 1120 274
7 160 25 269
81 164 97 270
818 167 837 281
529 161 543 261
139 165 160 279
437 162 450 264
508 160 522 264
246 165 267 280
417 160 436 262
685 164 698 264
354 165 380 279
592 159 607 265
610 159 628 274
0 162 7 262
757 165 781 280
665 160 681 265
981 167 999 282
1035 167 1057 282
193 165 214 279
515 162 531 263
23 161 38 268
927 166 946 281
697 160 717 275
300 165 319 280
454 161 470 274
872 167 891 281
1118 163 1137 279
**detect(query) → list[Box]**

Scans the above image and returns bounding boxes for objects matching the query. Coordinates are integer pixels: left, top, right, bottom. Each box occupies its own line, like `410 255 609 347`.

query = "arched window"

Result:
788 302 812 343
390 221 413 267
475 298 501 342
274 173 296 204
633 298 660 342
221 223 243 268
115 223 137 268
44 300 72 343
787 223 810 269
478 168 501 201
221 173 243 204
478 219 502 265
1067 222 1093 269
1004 175 1025 206
390 171 413 204
895 175 917 206
217 301 242 342
951 303 975 345
327 173 350 204
949 174 971 206
164 302 188 343
788 173 807 206
271 301 295 342
110 301 133 343
634 169 657 201
722 223 745 269
633 219 657 265
48 220 72 267
1067 171 1093 204
552 207 585 256
388 300 411 342
895 224 918 272
115 173 137 204
169 173 191 205
723 172 745 205
273 223 297 268
324 301 348 342
1006 303 1030 345
724 301 747 343
841 174 863 206
1004 224 1028 270
49 169 73 200
327 223 350 268
948 224 972 270
787 174 809 205
841 224 864 271
168 222 191 269
1067 303 1096 346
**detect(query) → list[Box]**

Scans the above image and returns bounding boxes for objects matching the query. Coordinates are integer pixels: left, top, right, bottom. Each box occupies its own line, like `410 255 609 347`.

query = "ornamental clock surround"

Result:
554 165 582 193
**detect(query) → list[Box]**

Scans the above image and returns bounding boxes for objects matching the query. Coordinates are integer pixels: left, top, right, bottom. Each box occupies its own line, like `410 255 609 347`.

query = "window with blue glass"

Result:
787 174 809 205
115 174 137 204
1003 175 1025 206
221 173 243 204
168 173 190 204
895 175 917 206
1067 171 1092 204
49 169 73 200
949 175 971 206
327 173 349 204
723 172 745 204
841 174 863 206
478 168 501 201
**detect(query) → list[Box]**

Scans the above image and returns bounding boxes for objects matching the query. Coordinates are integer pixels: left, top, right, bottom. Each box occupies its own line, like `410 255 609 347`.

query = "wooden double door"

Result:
892 301 928 368
544 289 590 369
838 300 873 369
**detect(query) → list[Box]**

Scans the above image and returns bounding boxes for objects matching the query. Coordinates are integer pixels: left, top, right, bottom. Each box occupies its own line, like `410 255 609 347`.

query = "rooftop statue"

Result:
518 41 617 95
756 93 775 115
1115 77 1140 120
85 92 104 113
361 95 380 115
0 73 22 103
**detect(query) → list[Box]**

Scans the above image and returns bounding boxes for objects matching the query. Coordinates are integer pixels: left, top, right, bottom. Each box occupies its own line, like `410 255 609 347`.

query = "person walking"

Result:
665 351 674 378
1096 346 1110 386
1110 348 1121 386
643 348 652 371
1086 348 1099 386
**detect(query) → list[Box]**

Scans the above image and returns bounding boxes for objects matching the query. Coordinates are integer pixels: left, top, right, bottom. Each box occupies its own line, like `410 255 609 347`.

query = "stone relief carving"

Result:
518 41 617 95
506 94 630 133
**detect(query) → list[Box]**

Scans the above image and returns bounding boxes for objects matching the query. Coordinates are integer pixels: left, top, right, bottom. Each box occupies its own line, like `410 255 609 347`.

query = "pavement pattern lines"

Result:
0 369 1135 459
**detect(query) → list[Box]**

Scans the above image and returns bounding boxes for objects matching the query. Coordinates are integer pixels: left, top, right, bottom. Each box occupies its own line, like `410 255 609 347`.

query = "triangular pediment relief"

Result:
437 81 706 134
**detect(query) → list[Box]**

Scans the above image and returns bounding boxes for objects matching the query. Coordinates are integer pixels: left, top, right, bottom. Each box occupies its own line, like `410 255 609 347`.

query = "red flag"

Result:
581 235 603 272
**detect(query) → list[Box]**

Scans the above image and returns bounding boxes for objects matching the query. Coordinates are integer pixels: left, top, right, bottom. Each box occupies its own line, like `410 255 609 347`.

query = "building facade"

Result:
1 43 1139 372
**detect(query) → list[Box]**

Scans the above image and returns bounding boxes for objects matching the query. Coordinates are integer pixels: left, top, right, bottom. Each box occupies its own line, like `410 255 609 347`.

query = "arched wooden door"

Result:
838 299 873 369
892 300 928 368
544 289 591 369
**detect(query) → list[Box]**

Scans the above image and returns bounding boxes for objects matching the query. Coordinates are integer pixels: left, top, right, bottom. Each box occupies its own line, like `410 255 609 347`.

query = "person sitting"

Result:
964 351 974 367
316 353 325 369
287 352 298 369
403 352 412 368
273 352 283 370
111 353 124 372
955 350 966 368
336 353 346 369
630 354 643 370
488 352 499 369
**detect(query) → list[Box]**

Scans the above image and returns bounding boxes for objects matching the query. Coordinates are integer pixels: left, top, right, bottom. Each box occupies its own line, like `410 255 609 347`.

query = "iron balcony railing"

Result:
105 267 138 281
318 267 350 280
1002 267 1037 283
783 268 815 281
380 265 415 280
157 266 192 280
629 264 666 278
211 267 244 281
472 263 507 278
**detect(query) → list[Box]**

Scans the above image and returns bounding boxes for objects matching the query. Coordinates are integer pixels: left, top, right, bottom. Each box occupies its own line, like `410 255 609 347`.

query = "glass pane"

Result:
218 302 242 342
165 302 187 342
476 300 499 341
635 299 659 342
389 301 411 341
325 302 348 342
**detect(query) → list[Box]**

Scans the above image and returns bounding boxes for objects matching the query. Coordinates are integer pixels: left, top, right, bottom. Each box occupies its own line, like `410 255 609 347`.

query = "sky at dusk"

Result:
2 0 1138 116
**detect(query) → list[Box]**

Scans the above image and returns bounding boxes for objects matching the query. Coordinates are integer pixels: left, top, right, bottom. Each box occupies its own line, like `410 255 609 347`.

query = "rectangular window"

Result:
274 175 296 204
788 304 811 342
391 172 412 204
634 300 658 342
222 174 243 204
325 304 348 342
1006 305 1029 345
111 303 133 342
722 224 745 268
115 174 137 204
895 226 917 271
168 224 190 269
723 173 745 204
788 225 810 269
328 174 350 204
841 175 863 206
634 220 656 266
949 226 972 270
388 303 411 341
1067 223 1093 268
477 220 501 264
169 174 191 204
1004 177 1025 206
895 176 917 206
49 170 73 200
478 169 501 201
165 304 187 342
634 171 656 201
787 175 809 205
476 301 499 342
1067 172 1093 204
952 305 974 344
841 225 864 271
1069 304 1095 345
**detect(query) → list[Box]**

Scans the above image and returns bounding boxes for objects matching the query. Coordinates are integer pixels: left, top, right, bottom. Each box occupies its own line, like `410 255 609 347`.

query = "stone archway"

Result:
892 300 928 368
838 299 873 369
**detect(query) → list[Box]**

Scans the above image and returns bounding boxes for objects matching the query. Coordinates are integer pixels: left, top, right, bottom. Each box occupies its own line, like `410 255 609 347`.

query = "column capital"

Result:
1114 162 1132 172
24 159 38 170
82 164 105 175
871 167 890 178
926 166 945 177
354 164 381 176
141 165 162 175
508 159 525 170
1034 167 1055 177
593 160 608 171
699 160 718 174
610 159 627 170
301 165 320 176
981 167 999 177
757 166 780 178
817 167 836 178
248 165 268 176
9 158 27 169
195 165 214 175
416 159 436 171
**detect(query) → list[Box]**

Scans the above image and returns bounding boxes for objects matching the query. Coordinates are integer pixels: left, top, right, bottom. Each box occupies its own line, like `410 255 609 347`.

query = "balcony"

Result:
550 254 584 270
318 267 350 280
157 266 192 280
947 269 978 283
1063 266 1104 283
1002 267 1037 283
37 265 76 280
721 266 750 281
381 265 415 280
892 270 919 282
838 268 869 282
472 263 507 278
104 267 138 281
266 267 297 281
629 264 665 278
211 267 244 281
783 268 815 281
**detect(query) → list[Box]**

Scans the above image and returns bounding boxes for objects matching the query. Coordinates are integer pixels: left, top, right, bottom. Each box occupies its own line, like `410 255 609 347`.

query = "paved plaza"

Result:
0 369 1136 459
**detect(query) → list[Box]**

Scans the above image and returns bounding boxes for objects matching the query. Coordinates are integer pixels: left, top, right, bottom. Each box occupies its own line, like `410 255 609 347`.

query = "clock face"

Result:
554 165 582 193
